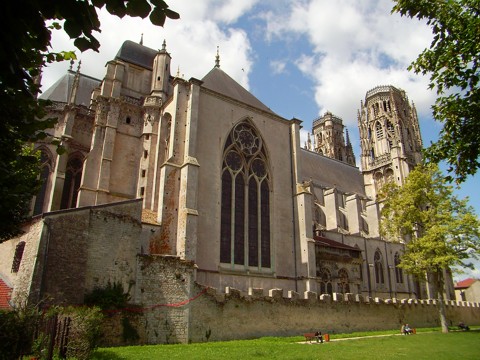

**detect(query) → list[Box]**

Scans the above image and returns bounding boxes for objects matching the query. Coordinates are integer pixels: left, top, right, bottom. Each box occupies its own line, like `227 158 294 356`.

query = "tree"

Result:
392 0 480 183
0 1 178 242
379 163 480 333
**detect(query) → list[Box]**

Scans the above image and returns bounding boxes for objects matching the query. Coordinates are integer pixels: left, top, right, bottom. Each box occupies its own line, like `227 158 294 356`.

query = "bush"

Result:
0 308 37 360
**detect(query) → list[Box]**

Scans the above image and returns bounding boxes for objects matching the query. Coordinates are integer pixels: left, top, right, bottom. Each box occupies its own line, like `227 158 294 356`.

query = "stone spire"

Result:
215 46 220 68
68 60 81 105
140 33 144 45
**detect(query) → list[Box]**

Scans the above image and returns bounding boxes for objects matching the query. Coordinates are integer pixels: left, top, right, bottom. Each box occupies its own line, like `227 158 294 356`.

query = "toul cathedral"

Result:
2 39 475 344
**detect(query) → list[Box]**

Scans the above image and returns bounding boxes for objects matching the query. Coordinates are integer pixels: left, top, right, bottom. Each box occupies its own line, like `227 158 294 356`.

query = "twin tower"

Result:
305 85 423 200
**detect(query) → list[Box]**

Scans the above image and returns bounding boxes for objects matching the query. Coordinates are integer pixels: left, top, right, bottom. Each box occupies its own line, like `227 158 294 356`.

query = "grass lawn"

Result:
91 329 479 360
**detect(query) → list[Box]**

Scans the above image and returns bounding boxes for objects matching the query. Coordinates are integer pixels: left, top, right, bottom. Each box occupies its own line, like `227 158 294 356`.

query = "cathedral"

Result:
0 39 455 312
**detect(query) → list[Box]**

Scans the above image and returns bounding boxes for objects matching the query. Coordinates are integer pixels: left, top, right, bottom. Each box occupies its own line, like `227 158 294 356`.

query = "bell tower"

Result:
358 85 422 199
311 111 356 166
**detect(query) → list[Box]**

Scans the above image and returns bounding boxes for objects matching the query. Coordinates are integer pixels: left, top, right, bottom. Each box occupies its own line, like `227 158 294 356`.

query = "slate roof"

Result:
299 148 366 197
0 276 12 310
115 40 158 70
39 71 101 107
201 67 275 114
455 278 477 289
314 235 361 251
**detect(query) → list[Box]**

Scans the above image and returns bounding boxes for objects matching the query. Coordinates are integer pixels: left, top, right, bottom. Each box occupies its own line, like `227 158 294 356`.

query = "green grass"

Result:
91 329 480 360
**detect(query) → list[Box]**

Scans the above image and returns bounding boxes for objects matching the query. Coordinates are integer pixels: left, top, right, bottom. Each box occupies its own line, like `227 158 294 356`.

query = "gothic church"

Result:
0 39 454 312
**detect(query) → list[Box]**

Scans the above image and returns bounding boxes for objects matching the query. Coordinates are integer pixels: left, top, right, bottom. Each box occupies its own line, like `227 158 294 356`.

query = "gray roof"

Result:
39 71 101 107
115 40 158 70
299 148 366 197
201 67 275 114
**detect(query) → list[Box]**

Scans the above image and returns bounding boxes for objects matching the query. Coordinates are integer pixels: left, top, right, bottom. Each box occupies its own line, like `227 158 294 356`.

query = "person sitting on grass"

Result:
458 322 470 331
315 331 324 343
404 324 413 334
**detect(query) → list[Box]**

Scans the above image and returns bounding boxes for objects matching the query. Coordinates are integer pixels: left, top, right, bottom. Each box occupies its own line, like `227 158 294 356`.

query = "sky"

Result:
41 0 479 279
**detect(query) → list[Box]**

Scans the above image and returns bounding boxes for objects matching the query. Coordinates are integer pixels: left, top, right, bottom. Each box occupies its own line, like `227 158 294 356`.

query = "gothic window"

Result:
60 154 83 209
11 241 26 273
394 252 404 283
385 169 394 183
374 250 385 284
387 120 394 133
318 268 333 295
338 268 350 294
33 149 53 215
375 122 383 139
220 121 271 269
164 118 171 159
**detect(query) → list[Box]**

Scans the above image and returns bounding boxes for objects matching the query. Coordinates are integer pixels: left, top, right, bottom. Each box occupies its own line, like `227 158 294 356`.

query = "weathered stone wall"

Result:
189 287 480 343
100 255 480 346
133 255 196 344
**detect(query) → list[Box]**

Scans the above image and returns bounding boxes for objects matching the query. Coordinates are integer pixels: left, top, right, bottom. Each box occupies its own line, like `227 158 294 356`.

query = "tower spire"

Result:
215 46 220 68
140 33 144 45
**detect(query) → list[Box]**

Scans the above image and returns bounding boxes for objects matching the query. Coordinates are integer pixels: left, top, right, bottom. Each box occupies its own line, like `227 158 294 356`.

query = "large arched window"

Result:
374 250 385 284
60 154 84 209
220 121 271 269
394 252 404 283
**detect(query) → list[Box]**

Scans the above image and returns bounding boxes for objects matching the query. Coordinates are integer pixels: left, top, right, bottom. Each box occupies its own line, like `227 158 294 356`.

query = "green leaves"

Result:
379 163 480 277
392 0 480 183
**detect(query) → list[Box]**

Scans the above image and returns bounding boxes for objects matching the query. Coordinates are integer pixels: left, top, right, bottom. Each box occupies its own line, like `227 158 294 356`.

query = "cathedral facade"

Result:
0 39 454 311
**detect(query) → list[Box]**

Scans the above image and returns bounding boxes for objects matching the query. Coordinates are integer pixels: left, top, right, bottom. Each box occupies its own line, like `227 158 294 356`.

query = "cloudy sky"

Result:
42 0 479 278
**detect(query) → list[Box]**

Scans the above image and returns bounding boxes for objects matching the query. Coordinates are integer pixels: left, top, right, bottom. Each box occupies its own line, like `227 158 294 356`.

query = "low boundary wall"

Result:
101 256 480 346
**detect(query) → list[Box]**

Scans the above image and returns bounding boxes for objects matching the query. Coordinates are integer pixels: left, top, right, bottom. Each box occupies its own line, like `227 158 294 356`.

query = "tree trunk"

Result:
433 270 449 333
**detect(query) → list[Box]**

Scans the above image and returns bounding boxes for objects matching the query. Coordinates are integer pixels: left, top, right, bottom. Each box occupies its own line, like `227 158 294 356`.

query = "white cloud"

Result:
270 60 287 74
260 0 436 126
41 3 254 93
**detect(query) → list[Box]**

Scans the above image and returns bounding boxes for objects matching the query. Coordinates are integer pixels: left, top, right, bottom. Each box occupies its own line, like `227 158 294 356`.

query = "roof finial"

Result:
162 39 167 51
345 128 351 146
176 66 181 78
140 33 144 45
215 46 220 68
76 60 82 74
69 59 74 71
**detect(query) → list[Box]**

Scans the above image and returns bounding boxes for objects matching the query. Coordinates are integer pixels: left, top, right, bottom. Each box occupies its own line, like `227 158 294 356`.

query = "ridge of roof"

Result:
201 67 275 114
115 40 158 70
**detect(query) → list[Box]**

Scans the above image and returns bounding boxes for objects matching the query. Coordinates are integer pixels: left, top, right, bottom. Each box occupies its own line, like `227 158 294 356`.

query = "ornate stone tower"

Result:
358 85 423 199
310 111 356 166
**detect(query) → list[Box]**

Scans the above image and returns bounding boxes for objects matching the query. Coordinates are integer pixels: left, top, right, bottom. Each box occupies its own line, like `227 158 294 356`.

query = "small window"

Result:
140 187 145 196
143 150 148 158
126 117 131 124
145 134 150 140
141 170 146 178
11 241 26 273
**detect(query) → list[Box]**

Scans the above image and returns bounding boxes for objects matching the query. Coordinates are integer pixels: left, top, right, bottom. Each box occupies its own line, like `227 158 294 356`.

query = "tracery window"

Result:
375 122 383 139
319 268 333 295
338 268 350 294
394 252 404 283
60 154 83 209
220 121 271 269
374 250 385 284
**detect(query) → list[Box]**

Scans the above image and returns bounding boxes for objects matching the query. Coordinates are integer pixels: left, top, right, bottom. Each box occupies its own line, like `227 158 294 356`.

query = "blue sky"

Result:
41 0 479 278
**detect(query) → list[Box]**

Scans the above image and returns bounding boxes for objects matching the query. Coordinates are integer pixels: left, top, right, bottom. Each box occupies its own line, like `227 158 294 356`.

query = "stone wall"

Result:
189 286 480 343
102 255 480 346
